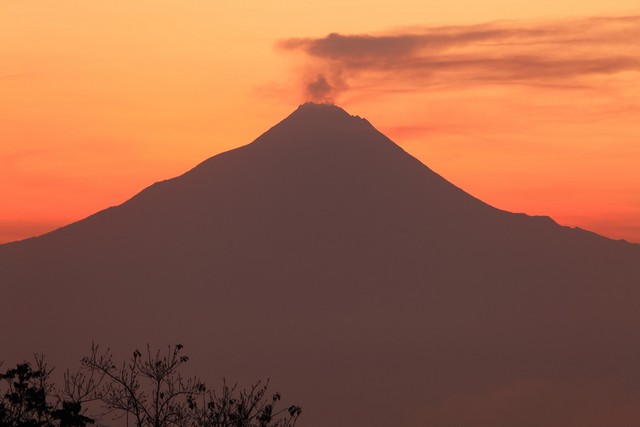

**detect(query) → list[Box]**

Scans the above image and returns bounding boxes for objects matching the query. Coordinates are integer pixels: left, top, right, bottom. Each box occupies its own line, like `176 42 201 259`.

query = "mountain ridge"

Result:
4 102 635 248
1 103 640 427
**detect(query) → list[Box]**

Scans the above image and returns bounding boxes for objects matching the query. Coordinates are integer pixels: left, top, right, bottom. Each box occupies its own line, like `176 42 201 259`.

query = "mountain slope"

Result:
2 103 640 427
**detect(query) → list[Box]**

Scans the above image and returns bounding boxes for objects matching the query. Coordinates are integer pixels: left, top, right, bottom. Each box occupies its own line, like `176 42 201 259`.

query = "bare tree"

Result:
188 380 301 427
80 344 203 426
80 344 301 427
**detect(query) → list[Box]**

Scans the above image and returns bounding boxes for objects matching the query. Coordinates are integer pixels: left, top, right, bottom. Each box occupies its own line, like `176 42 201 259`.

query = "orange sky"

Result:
1 1 639 244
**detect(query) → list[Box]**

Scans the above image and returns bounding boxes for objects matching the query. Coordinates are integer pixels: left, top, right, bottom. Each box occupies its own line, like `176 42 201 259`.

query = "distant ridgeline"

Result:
2 103 640 427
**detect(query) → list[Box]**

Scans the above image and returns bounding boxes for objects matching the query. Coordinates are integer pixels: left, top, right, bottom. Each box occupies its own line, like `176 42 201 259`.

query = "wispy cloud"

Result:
278 16 640 101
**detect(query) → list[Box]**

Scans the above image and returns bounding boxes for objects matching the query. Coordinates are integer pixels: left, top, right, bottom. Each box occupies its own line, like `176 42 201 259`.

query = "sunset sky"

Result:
2 0 639 244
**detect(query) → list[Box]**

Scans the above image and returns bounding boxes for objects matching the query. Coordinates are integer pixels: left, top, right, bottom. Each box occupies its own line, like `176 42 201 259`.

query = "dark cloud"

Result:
278 16 640 101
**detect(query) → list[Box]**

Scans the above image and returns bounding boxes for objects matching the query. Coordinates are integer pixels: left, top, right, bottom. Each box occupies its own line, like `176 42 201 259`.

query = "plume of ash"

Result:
306 74 333 103
304 72 348 103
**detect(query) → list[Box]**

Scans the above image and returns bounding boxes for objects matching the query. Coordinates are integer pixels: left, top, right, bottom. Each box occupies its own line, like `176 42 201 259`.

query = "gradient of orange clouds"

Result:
1 1 639 243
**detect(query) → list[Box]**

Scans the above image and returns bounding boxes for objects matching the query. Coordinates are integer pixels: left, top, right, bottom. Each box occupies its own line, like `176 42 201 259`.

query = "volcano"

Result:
2 103 640 426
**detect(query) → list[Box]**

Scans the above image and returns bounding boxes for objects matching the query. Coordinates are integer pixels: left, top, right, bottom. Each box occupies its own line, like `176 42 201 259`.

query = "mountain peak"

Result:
287 102 368 124
242 102 380 157
296 101 346 113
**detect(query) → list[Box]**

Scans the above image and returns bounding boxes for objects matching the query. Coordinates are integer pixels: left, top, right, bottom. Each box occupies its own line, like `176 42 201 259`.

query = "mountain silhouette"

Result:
2 103 640 427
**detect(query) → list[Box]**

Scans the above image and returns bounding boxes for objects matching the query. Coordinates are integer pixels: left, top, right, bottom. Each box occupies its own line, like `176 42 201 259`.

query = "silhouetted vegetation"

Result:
0 356 93 427
1 345 301 427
